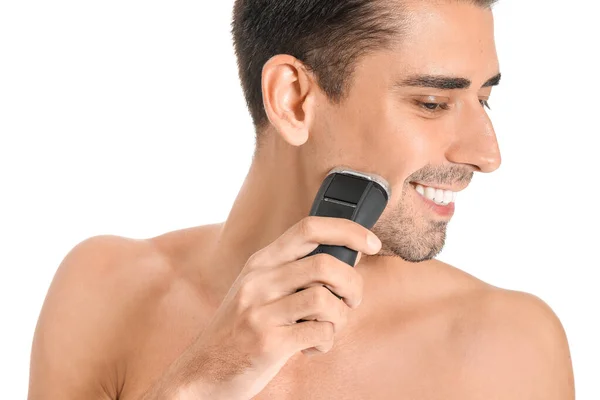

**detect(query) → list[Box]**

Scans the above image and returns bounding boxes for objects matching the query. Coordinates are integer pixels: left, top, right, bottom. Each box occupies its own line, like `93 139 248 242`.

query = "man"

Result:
28 0 575 399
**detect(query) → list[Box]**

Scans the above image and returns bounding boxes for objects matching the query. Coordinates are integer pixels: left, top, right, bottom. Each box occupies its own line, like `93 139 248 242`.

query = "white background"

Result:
1 0 598 398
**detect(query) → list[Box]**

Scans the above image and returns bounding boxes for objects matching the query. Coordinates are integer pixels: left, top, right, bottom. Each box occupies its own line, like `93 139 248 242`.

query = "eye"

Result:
416 101 450 112
480 99 491 110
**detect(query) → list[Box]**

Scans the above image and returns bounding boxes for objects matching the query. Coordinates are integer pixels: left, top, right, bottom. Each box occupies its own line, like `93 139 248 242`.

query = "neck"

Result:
203 132 321 301
200 131 411 306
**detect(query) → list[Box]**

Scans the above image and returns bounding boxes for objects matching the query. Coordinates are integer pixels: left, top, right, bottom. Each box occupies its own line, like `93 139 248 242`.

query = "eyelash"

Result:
417 100 492 112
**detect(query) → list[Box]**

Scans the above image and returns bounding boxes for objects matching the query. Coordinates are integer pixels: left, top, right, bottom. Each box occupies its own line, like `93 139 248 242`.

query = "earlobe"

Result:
261 55 315 147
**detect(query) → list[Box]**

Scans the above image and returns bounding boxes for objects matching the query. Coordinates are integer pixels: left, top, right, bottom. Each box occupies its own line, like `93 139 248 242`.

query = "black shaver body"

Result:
303 167 391 267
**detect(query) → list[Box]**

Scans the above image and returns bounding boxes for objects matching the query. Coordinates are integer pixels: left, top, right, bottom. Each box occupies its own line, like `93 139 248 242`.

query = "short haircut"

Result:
231 0 498 132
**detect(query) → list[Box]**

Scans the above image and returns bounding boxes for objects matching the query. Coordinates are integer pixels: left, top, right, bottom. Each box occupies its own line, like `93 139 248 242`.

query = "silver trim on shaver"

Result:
326 167 392 199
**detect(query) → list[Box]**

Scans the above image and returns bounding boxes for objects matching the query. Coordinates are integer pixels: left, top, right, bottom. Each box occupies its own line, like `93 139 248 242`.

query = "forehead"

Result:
391 1 499 78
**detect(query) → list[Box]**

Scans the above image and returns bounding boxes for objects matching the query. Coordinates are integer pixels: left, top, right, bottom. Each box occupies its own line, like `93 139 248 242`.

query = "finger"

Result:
257 253 363 308
259 285 349 332
281 320 335 357
249 216 381 269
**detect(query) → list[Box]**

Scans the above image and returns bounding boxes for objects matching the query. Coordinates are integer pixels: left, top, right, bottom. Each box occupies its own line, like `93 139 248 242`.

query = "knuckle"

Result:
299 216 318 239
245 251 262 268
236 273 257 308
242 305 262 330
309 286 330 308
320 321 335 341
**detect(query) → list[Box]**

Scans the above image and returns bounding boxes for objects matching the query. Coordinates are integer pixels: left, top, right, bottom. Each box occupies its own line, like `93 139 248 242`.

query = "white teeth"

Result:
424 186 436 201
435 189 444 203
414 184 457 205
443 190 453 204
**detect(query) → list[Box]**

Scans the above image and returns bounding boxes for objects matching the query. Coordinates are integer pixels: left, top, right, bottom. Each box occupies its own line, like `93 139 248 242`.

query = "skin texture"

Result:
28 1 575 399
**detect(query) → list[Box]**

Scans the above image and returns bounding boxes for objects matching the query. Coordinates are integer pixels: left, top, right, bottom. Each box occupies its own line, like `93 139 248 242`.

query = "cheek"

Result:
371 116 453 200
311 98 393 168
389 114 456 168
339 95 405 161
310 93 452 190
319 103 421 185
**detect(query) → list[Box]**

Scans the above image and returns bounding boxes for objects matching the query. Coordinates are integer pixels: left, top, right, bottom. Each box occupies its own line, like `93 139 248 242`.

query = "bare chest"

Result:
121 317 468 400
252 340 471 400
118 272 478 400
128 330 470 400
127 313 473 400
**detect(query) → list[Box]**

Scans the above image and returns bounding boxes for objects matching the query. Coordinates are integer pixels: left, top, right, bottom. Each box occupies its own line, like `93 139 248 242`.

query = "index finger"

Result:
247 216 381 269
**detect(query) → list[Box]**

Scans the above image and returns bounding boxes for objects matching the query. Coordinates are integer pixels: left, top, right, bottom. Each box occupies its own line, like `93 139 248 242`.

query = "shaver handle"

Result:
302 172 388 267
296 172 389 303
303 244 358 267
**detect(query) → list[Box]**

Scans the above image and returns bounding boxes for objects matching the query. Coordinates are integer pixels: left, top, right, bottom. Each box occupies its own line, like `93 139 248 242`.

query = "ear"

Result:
261 54 317 147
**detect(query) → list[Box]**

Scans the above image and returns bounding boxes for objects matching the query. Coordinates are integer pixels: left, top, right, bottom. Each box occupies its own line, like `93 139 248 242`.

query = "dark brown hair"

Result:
232 0 498 131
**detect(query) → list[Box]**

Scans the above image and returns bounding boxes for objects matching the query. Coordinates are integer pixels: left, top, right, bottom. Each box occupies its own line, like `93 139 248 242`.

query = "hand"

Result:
144 216 381 400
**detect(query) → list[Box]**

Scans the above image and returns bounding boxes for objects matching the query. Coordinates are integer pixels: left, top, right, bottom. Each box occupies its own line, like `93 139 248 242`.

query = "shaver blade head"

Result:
326 166 392 200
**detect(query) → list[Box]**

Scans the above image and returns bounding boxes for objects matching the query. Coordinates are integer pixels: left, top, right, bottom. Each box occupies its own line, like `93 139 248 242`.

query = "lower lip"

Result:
413 186 455 217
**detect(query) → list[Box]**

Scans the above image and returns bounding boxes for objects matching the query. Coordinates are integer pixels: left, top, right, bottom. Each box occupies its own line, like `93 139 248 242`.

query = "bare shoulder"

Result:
439 262 576 399
29 233 180 399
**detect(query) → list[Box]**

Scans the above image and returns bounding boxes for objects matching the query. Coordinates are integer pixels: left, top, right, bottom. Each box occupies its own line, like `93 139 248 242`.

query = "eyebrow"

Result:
396 72 501 90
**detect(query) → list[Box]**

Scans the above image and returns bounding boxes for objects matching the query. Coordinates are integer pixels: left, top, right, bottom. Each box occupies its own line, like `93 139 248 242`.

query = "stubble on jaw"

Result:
371 182 448 263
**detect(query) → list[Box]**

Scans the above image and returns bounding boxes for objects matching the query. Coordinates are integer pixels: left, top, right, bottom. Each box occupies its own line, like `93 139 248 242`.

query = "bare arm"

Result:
28 235 147 400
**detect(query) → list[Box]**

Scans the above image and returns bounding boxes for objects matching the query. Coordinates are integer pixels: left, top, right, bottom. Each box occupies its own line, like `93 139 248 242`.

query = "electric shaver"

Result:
303 167 391 267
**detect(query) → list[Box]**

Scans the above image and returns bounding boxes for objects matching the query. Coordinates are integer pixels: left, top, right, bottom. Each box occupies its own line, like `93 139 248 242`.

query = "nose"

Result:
446 100 501 173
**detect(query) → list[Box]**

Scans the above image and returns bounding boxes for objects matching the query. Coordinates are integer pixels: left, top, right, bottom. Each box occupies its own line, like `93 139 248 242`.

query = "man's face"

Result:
311 1 501 262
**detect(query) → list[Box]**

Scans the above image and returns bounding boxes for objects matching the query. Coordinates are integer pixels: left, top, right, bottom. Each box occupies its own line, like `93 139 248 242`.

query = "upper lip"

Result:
410 181 469 193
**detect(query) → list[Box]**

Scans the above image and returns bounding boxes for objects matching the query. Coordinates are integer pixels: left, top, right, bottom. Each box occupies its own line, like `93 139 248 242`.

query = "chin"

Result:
378 243 444 263
373 221 447 262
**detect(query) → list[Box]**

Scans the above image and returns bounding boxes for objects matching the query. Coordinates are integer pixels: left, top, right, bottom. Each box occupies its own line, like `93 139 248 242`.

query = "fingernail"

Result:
367 232 381 251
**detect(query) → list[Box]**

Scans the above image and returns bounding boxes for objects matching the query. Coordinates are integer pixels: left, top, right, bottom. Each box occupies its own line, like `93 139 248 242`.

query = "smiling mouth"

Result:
410 182 458 206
